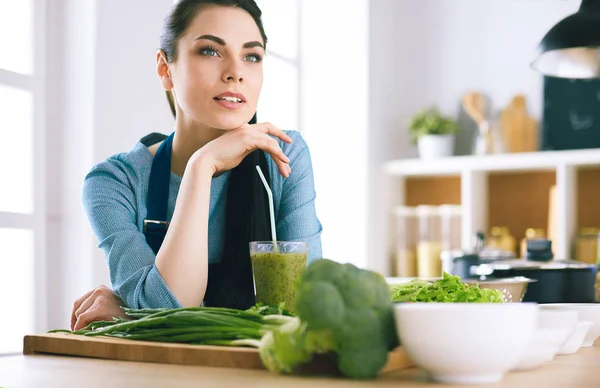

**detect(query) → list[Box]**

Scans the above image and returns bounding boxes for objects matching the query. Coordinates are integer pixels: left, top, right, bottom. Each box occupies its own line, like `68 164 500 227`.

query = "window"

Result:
0 0 46 354
255 0 300 131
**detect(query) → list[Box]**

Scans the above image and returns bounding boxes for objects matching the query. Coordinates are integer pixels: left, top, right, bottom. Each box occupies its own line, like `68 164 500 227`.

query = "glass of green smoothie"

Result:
249 241 308 312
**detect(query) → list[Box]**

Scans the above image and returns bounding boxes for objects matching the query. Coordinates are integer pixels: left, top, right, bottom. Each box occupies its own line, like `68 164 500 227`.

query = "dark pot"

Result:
470 260 597 304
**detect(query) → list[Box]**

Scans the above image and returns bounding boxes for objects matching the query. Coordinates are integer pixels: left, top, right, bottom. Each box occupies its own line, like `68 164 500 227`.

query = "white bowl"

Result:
512 328 568 371
557 321 592 355
536 309 578 346
394 303 537 385
539 304 600 347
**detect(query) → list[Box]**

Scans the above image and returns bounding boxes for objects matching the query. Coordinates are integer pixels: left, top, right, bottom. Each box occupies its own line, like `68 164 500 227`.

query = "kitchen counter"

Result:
1 346 599 387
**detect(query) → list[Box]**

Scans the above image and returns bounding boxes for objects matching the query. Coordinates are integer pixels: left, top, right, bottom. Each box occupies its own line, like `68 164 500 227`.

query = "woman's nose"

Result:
222 61 244 83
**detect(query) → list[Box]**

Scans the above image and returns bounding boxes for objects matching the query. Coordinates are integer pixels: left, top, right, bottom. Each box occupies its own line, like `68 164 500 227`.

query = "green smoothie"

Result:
250 252 307 312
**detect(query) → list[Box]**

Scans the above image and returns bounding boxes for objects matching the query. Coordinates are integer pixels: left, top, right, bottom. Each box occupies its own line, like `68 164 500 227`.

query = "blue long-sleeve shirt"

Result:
82 130 323 309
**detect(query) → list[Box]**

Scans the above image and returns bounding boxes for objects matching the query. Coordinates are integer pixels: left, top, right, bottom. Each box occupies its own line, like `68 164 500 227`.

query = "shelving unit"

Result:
382 148 600 276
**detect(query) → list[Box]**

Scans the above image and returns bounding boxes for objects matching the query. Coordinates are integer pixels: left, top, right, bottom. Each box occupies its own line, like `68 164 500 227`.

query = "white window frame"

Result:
0 0 48 345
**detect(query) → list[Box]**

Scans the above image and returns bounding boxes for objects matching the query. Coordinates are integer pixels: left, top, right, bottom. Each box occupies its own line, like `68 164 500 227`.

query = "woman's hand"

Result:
194 122 293 178
70 285 128 331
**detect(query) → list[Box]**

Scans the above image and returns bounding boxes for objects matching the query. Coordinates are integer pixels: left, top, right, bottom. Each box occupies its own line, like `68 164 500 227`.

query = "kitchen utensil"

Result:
394 303 537 384
23 333 414 375
512 328 566 372
463 276 537 303
255 165 276 241
555 321 592 355
471 259 597 304
462 91 492 155
500 95 538 153
449 236 597 303
536 309 578 343
462 91 506 155
539 303 600 347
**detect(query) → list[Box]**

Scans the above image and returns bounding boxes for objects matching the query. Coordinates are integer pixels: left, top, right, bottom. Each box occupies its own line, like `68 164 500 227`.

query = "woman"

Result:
70 0 322 331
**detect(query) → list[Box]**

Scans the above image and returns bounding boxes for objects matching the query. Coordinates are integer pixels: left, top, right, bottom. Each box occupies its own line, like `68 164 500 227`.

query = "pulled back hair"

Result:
159 0 270 309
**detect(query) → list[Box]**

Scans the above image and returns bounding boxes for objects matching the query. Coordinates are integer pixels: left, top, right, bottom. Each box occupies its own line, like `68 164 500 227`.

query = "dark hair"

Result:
160 0 270 309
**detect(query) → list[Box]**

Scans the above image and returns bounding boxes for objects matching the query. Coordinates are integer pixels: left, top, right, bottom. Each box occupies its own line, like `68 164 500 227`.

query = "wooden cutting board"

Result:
23 333 413 375
500 94 538 153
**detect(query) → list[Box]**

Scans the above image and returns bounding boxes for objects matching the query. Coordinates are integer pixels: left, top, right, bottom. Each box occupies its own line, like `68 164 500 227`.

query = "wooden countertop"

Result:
1 346 600 387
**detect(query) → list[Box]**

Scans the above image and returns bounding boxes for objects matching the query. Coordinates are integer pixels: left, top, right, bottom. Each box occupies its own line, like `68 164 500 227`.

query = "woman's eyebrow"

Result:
243 41 264 49
195 34 264 49
196 34 226 45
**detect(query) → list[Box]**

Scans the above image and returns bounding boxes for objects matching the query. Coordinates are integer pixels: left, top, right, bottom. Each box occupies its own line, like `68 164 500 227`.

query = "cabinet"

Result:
381 148 600 277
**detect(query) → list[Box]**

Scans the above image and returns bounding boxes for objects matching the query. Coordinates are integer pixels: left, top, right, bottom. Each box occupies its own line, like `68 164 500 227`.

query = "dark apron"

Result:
140 113 257 254
142 132 175 253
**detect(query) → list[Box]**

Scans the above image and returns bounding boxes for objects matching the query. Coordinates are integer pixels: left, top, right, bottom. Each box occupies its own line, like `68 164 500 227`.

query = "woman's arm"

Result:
153 157 213 306
84 158 214 309
83 124 293 310
276 132 323 264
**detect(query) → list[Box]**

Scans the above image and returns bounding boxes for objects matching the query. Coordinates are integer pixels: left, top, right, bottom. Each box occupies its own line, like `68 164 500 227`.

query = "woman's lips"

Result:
213 98 245 109
213 91 246 110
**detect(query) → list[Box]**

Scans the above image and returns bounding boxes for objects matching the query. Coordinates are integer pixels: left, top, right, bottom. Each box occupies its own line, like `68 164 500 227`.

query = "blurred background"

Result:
2 0 596 354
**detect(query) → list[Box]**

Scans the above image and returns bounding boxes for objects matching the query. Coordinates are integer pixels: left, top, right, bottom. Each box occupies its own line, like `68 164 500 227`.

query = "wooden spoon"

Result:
462 91 491 154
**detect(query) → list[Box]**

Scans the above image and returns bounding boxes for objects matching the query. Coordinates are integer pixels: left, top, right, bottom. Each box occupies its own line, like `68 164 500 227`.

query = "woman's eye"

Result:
200 47 219 57
244 54 263 63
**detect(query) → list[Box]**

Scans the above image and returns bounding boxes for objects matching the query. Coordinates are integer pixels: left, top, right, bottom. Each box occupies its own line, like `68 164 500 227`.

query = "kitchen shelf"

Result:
384 148 600 177
381 148 600 277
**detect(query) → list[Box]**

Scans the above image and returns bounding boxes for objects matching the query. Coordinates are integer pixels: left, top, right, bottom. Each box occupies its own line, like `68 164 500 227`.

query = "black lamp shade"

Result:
531 0 600 78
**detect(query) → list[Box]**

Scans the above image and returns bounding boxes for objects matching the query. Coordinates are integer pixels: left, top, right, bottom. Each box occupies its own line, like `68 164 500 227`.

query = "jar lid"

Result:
524 228 545 238
415 205 439 215
393 206 417 217
473 259 595 272
490 226 503 235
579 227 599 236
438 204 462 215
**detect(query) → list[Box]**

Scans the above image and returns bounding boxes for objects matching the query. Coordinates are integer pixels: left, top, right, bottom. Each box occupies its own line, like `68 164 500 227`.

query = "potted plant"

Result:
409 107 459 159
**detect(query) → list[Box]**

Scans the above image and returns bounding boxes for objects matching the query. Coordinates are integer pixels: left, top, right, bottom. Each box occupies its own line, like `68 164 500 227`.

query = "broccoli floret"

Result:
258 259 399 379
258 317 313 374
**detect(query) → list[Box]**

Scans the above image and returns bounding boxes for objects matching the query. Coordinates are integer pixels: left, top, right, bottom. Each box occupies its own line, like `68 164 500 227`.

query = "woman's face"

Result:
161 6 264 130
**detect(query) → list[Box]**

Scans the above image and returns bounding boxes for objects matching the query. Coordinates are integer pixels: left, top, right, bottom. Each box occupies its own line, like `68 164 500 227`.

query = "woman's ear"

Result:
156 50 173 91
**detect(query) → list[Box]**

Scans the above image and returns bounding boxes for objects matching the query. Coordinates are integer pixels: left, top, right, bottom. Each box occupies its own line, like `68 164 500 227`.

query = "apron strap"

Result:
144 132 174 254
141 112 256 255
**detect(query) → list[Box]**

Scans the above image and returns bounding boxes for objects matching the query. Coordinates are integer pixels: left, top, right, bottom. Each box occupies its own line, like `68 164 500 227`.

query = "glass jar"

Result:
487 226 516 254
575 228 599 264
439 204 462 251
415 205 442 278
393 206 418 277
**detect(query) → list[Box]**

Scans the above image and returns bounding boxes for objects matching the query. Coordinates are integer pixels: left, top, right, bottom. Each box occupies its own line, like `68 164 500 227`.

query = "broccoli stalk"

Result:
257 259 399 379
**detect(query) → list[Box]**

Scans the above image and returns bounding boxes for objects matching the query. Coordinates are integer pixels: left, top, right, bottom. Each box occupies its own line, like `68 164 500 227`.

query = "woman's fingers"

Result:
203 121 292 177
70 288 96 331
254 134 291 177
73 293 96 327
70 285 117 331
73 304 102 331
252 122 293 144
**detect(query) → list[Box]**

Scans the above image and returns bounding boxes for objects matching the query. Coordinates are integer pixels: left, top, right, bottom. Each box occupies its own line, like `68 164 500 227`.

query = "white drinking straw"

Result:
255 165 277 242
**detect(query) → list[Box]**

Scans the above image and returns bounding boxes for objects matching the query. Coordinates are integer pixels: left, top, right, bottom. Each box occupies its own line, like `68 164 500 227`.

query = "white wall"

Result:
45 0 174 329
368 0 580 275
300 0 369 268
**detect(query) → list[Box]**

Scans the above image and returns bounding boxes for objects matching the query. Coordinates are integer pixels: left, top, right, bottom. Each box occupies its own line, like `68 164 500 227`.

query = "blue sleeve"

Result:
82 159 183 309
276 132 323 265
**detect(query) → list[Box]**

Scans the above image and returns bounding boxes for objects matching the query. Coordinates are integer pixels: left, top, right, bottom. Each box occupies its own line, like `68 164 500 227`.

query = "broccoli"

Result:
258 259 399 379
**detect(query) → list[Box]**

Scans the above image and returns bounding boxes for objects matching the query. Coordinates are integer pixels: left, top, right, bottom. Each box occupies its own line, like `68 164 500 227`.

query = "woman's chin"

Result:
210 116 253 131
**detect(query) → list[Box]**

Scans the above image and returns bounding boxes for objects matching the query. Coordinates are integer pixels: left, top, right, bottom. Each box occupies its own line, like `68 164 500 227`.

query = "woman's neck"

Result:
171 116 225 177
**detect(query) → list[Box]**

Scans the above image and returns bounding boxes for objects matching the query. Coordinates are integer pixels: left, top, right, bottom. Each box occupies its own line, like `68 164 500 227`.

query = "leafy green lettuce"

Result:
390 272 504 303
